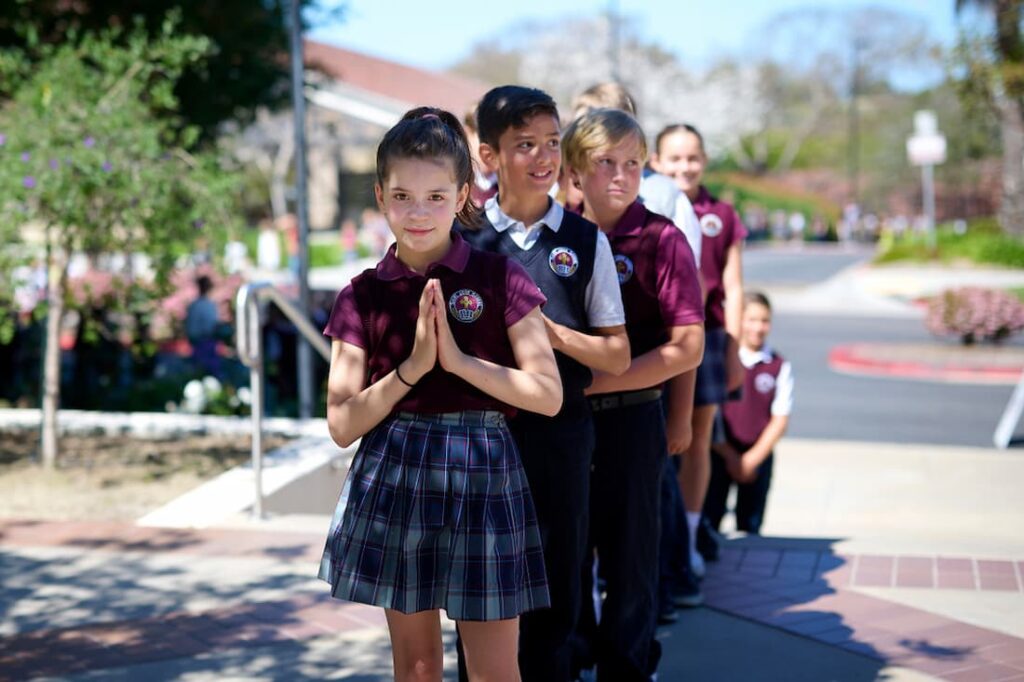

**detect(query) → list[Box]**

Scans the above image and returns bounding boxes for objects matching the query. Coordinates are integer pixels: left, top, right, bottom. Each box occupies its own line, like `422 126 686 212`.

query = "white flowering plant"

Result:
176 376 252 416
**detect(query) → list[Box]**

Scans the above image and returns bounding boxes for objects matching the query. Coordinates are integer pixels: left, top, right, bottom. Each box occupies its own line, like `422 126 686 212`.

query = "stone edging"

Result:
0 408 327 439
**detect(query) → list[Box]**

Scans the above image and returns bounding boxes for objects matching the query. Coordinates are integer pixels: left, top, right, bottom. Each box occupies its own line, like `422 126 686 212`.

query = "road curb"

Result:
829 343 1023 385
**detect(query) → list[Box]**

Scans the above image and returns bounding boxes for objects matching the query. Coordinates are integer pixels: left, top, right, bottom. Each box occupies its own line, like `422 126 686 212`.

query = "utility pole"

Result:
609 0 620 82
288 0 314 420
847 37 865 209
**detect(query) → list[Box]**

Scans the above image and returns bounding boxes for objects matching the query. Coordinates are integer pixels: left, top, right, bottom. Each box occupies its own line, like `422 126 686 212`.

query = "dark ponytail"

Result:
376 106 483 227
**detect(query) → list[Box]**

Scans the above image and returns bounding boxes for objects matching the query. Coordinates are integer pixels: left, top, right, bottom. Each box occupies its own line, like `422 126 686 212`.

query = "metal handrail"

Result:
236 282 331 518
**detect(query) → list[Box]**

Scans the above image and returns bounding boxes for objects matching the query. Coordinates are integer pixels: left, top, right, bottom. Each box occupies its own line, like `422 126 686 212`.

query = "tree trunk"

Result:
40 249 66 469
995 92 1024 236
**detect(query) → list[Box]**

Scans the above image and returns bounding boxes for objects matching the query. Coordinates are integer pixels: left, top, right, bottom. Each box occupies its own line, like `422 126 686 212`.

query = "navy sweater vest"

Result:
459 212 598 399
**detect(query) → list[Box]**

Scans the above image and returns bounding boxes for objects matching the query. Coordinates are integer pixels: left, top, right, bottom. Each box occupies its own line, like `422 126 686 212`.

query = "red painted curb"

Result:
829 344 1023 385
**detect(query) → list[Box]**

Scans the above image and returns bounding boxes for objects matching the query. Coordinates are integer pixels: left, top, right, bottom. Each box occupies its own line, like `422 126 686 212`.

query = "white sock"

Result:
685 511 701 557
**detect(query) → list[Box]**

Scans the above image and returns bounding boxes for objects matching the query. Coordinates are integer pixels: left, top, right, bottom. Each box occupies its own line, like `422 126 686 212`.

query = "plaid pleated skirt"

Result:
318 410 550 621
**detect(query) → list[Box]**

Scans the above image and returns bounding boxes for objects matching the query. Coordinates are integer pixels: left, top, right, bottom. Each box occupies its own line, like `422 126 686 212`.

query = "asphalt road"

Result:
743 244 1019 448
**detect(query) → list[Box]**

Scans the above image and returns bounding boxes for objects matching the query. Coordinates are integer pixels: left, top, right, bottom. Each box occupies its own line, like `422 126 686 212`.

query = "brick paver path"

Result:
3 520 1023 681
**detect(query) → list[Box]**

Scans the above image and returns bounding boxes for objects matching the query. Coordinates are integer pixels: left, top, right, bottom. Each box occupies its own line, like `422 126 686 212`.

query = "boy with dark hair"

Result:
705 291 793 534
458 85 630 682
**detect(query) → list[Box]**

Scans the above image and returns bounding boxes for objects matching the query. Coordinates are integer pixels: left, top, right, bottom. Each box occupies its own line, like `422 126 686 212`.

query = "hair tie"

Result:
420 113 441 121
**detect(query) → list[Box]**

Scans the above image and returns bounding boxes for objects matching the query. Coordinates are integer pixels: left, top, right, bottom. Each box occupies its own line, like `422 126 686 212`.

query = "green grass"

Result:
238 228 372 269
704 172 841 224
874 217 1024 269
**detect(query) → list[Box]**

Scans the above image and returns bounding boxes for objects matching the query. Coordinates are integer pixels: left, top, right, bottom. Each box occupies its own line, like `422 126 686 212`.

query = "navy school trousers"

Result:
577 397 665 681
704 448 774 534
457 399 595 682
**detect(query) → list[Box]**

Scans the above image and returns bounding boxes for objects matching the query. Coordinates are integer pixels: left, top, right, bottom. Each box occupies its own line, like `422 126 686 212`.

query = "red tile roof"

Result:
304 40 488 118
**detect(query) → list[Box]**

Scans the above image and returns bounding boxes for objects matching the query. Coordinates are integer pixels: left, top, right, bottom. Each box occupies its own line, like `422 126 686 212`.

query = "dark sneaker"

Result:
673 567 704 608
657 603 679 625
697 518 721 563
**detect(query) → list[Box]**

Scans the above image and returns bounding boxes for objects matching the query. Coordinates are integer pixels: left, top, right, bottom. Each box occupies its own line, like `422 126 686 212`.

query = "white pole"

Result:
923 162 936 248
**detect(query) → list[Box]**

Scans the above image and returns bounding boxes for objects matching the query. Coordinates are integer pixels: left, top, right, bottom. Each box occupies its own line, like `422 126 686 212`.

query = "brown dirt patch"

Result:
0 431 291 521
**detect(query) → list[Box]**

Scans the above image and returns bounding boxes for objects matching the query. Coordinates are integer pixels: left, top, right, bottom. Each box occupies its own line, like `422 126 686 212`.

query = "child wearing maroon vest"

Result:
705 291 793 534
652 123 746 580
563 108 704 680
318 107 562 682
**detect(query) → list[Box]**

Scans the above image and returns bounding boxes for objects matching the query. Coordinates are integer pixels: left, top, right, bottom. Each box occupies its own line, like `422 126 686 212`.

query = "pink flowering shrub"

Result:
926 287 1024 344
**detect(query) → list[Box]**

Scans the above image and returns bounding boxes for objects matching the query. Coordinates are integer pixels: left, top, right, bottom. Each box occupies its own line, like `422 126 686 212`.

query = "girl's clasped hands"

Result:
404 279 465 383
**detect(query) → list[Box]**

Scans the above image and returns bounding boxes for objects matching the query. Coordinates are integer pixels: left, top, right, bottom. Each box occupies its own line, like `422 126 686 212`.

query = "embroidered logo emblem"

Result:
548 247 579 277
449 289 484 323
614 254 634 284
754 372 776 394
700 213 724 238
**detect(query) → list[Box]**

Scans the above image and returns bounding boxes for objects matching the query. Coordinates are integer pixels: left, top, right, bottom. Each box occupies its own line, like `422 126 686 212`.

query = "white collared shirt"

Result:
739 344 794 417
640 171 702 266
485 196 625 328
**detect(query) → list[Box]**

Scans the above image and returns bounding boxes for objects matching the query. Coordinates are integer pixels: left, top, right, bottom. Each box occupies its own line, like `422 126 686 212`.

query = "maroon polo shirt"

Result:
722 352 785 449
324 232 546 415
602 200 703 373
691 186 747 329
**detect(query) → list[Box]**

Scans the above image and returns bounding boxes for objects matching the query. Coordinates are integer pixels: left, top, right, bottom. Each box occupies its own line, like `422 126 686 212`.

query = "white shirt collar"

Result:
739 344 775 368
485 195 564 234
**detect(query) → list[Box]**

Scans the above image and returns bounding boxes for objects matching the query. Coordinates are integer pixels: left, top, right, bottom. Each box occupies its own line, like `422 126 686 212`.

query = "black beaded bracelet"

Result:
395 365 415 388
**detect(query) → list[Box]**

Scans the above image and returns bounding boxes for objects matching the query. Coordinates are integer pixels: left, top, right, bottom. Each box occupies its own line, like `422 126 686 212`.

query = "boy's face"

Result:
741 302 772 351
571 133 644 219
480 113 561 201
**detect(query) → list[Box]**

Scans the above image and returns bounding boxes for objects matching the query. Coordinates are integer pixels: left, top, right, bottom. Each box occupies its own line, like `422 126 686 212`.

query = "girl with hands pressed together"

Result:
318 107 561 682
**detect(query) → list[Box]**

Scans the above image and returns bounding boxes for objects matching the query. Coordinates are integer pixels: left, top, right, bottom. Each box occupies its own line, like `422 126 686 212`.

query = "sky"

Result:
309 0 967 89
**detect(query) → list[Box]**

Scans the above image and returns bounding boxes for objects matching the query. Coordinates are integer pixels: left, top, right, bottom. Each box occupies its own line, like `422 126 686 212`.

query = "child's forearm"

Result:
327 363 417 448
589 324 703 394
447 353 562 416
722 243 744 339
548 320 630 375
742 415 789 470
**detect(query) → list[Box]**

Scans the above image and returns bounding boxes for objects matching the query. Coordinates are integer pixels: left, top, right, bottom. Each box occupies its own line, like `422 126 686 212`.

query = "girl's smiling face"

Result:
652 129 706 198
375 156 469 267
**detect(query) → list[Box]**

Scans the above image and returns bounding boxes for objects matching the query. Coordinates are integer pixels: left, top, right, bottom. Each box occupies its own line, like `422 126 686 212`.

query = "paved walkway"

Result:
2 521 1022 681
3 436 1023 681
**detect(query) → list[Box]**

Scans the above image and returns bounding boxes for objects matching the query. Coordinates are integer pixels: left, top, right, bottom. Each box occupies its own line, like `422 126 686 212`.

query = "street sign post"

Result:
906 110 946 248
994 370 1024 449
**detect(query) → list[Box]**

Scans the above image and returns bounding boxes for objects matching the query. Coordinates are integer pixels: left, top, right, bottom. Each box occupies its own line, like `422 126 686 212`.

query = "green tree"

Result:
955 0 1024 235
0 0 335 139
0 19 243 468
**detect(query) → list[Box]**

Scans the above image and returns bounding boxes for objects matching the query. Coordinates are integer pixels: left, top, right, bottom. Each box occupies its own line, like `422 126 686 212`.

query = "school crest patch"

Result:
754 372 776 394
614 254 634 284
700 213 724 238
548 247 579 277
449 289 484 323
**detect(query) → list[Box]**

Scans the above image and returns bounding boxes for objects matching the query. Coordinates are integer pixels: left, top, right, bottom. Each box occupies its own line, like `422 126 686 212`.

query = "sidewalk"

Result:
3 437 1023 681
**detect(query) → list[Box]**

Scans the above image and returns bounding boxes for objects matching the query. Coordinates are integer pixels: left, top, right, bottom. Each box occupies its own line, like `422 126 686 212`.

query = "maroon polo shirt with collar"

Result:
691 185 747 329
602 200 704 370
323 232 546 416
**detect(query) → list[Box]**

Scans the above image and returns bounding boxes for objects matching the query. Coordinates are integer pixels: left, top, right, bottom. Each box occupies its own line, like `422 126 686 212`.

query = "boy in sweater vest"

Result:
705 292 793 534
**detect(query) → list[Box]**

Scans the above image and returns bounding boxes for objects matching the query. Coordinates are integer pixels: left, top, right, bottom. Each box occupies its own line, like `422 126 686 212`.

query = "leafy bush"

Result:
177 376 251 416
875 218 1024 268
926 287 1024 344
705 172 841 224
